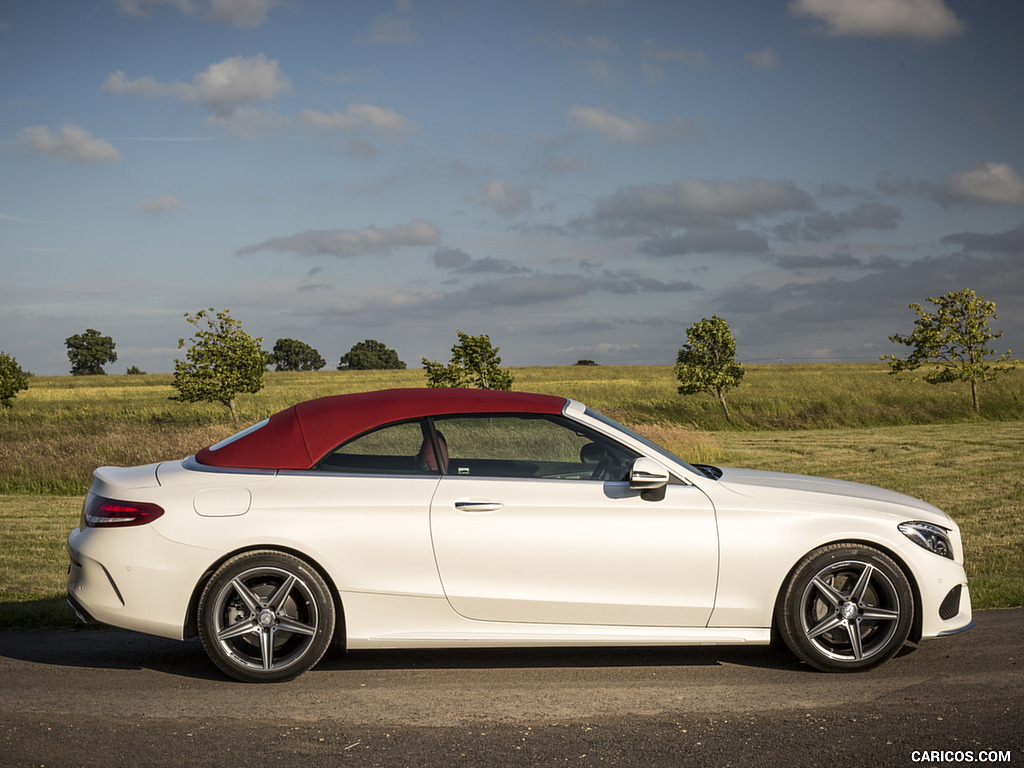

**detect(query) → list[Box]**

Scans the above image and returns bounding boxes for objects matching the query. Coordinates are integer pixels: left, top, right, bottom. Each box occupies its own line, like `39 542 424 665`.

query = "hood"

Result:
713 466 952 525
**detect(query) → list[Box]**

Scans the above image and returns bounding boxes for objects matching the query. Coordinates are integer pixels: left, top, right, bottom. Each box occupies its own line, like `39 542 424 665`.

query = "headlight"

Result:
898 521 953 559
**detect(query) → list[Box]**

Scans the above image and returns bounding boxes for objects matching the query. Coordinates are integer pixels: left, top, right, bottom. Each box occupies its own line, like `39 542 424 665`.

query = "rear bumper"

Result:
66 526 212 641
66 592 98 624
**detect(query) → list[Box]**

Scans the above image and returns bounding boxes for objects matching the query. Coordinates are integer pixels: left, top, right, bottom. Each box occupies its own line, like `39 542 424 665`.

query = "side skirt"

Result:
339 592 771 650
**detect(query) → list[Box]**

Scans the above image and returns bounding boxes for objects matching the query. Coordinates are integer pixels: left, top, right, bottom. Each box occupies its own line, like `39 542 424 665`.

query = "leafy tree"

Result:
271 338 326 371
126 365 145 375
882 288 1015 411
575 359 598 366
66 328 116 375
675 315 745 424
0 352 29 409
172 308 265 424
338 339 406 370
422 331 514 390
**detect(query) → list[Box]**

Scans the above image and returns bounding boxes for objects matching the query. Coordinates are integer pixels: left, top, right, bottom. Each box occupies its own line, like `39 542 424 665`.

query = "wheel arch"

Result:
770 538 923 646
183 544 347 647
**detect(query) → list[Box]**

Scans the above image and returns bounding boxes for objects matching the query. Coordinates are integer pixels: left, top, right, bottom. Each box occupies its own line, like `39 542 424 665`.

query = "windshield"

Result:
583 407 702 476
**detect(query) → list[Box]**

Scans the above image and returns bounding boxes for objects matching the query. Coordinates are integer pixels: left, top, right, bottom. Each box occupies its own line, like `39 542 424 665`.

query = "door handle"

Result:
454 500 503 513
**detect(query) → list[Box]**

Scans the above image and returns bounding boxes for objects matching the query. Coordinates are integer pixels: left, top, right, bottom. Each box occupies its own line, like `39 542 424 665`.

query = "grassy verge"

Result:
4 364 1023 495
0 495 81 630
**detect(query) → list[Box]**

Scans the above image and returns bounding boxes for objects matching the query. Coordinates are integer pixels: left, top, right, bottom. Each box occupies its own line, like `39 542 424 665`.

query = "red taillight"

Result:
84 496 165 528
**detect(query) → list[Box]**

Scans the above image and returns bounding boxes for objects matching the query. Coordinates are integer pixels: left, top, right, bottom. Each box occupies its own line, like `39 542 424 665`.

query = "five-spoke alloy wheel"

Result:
777 544 914 672
198 551 335 683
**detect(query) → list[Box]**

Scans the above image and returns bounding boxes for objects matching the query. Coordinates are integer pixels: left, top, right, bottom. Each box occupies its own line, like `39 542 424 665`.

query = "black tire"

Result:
776 543 914 672
197 550 335 683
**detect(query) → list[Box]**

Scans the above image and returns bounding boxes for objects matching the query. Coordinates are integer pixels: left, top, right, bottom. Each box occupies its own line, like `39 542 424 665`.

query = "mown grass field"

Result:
1 363 1021 629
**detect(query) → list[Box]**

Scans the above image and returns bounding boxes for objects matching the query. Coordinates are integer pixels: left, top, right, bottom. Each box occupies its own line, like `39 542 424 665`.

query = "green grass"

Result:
1 364 1021 630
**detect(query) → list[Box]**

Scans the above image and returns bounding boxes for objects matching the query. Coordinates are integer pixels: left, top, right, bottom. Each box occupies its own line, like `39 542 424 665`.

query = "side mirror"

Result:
629 457 670 500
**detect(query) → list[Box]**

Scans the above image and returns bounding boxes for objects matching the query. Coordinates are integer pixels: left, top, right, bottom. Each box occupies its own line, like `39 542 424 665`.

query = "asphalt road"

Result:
1 609 1021 768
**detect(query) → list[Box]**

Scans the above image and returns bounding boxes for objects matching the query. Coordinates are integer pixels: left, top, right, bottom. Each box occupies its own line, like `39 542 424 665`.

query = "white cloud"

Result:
789 0 966 42
430 247 529 274
774 201 904 241
103 54 291 117
475 180 533 216
299 104 415 141
115 0 286 28
566 106 700 146
206 0 285 28
204 105 290 139
942 224 1024 255
16 123 120 164
579 177 815 235
362 1 420 45
237 219 441 257
135 194 185 214
101 71 193 100
193 55 291 115
877 163 1024 208
746 47 780 69
296 270 696 326
115 0 195 17
945 163 1024 207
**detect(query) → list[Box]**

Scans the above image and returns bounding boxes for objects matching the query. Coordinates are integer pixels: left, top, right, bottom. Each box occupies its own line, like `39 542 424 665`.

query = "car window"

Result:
432 414 640 481
313 420 439 475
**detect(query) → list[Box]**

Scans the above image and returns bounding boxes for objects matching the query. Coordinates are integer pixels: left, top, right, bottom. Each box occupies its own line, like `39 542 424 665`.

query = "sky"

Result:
2 0 1023 376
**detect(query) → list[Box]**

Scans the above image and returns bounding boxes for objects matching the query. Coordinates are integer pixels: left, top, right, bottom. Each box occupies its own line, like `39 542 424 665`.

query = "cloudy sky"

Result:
2 0 1022 375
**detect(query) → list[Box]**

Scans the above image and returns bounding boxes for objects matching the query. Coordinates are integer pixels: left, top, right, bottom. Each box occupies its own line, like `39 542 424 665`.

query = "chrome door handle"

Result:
454 500 503 513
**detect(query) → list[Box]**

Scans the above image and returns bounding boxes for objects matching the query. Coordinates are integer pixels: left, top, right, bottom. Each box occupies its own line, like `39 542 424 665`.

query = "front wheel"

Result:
198 550 335 683
776 544 914 672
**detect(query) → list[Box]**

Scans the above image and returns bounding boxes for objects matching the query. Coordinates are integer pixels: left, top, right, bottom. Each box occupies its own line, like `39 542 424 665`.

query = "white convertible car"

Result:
67 388 972 682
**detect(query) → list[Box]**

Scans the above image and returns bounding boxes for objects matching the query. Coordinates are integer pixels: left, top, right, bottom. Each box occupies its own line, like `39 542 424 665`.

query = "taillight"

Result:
84 496 165 528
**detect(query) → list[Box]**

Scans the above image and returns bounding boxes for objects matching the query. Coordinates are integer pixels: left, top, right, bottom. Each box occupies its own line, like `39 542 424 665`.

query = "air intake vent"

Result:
939 585 962 620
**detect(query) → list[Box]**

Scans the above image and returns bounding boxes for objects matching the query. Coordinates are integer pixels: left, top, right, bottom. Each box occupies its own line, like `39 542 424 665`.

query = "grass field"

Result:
1 363 1021 630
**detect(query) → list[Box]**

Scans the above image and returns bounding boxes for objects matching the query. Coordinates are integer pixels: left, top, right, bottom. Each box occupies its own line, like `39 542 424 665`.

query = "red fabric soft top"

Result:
194 388 567 470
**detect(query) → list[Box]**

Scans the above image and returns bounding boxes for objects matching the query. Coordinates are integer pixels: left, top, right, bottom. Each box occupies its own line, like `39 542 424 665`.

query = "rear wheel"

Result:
776 543 913 672
198 550 335 683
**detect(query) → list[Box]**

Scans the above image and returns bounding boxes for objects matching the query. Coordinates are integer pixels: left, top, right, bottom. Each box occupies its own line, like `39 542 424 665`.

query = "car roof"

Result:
194 388 568 470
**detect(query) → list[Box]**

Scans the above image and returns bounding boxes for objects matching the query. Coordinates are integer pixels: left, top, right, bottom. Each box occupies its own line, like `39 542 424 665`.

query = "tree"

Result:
422 331 514 390
271 338 326 371
66 328 116 375
172 308 265 424
882 288 1015 412
0 352 29 409
338 339 406 370
675 315 745 424
575 359 598 366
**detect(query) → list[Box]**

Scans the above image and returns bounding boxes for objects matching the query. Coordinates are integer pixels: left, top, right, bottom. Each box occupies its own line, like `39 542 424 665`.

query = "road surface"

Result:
1 608 1021 767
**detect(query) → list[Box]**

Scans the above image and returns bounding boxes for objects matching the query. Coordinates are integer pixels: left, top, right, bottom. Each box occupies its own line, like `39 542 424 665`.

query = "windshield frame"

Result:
582 406 704 477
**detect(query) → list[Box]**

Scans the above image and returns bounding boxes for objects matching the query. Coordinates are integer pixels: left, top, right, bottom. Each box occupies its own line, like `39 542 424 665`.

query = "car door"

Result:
428 414 719 628
266 418 445 599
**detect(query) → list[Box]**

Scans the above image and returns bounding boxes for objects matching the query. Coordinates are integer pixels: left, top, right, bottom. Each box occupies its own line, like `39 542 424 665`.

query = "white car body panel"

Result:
66 390 973 675
430 476 718 626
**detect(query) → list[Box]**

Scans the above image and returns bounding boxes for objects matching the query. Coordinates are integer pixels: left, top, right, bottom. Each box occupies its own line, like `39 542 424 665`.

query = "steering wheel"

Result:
590 453 616 481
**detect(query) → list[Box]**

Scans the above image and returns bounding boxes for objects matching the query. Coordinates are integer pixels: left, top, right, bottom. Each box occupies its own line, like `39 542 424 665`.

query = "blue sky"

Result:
2 0 1022 375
